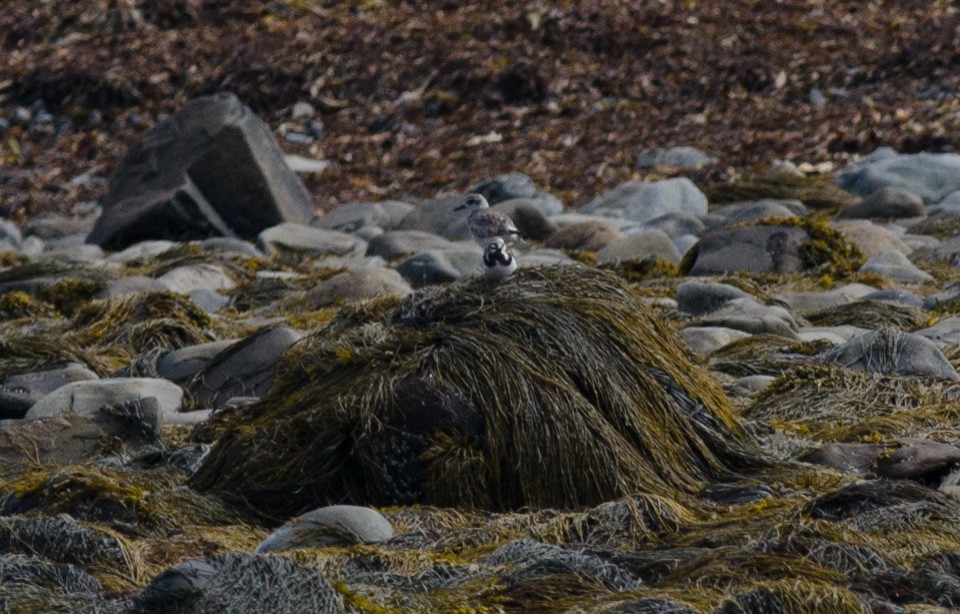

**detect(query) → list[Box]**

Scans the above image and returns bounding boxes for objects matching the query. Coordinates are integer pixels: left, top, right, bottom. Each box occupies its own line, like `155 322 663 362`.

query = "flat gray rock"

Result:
106 240 178 263
0 365 100 420
595 229 681 265
831 219 911 258
835 147 960 204
157 340 239 384
686 224 808 275
396 194 463 236
88 92 313 250
544 220 623 252
25 378 184 419
582 177 708 223
630 212 705 238
708 199 806 228
314 200 413 233
395 251 463 288
838 186 924 219
307 268 412 307
696 298 799 338
821 329 960 380
799 443 886 476
915 316 960 346
255 505 394 553
257 223 365 257
859 249 933 283
366 230 456 260
679 326 752 356
157 263 237 295
187 325 303 409
676 281 752 316
469 173 563 214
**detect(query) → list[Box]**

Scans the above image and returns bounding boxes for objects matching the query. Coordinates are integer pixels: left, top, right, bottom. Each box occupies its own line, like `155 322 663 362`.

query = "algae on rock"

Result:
191 267 762 514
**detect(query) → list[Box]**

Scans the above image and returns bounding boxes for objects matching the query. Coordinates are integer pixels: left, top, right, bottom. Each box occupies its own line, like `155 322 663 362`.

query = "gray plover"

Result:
455 193 523 248
481 237 517 279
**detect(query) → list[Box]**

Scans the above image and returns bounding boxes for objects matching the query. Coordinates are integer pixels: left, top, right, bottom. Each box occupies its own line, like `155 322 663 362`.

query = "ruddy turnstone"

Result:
455 193 523 248
481 237 517 279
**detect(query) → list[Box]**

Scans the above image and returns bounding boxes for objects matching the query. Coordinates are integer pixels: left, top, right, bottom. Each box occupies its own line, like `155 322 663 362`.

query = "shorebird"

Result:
455 193 523 248
481 237 517 279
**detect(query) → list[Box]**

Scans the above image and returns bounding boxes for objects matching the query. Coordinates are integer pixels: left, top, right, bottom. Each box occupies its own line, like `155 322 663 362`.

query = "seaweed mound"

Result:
191 267 760 514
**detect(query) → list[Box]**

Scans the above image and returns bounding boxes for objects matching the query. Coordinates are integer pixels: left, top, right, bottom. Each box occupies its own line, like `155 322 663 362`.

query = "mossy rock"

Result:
191 267 763 514
706 173 859 213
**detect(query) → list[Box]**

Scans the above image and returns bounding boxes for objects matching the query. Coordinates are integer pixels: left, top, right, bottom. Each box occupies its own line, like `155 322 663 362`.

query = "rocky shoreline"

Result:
3 89 960 613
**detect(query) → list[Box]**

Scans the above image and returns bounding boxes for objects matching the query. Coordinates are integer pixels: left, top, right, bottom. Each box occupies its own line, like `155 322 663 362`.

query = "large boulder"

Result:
582 177 708 223
835 147 960 204
88 92 313 250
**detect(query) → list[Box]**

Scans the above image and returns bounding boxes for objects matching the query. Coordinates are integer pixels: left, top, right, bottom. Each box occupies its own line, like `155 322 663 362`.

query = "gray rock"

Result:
157 263 236 294
630 212 705 238
25 378 184 419
25 214 99 240
636 146 714 169
835 147 960 204
798 443 886 476
696 298 799 338
838 186 925 219
257 223 365 257
88 92 313 250
726 374 776 397
831 219 911 258
595 229 681 265
283 154 329 174
306 268 413 307
685 224 808 275
188 287 231 313
544 220 623 252
495 200 557 241
469 173 565 214
776 290 852 316
679 326 752 355
157 340 239 384
396 194 463 235
549 213 634 230
199 237 267 259
915 316 960 346
676 281 752 316
708 199 807 228
187 325 303 409
582 177 708 223
255 505 394 553
395 251 462 287
366 230 457 260
874 439 960 481
97 275 171 299
106 240 178 263
314 200 414 233
351 225 384 241
517 249 577 268
20 236 43 257
821 329 959 380
37 243 105 263
859 249 933 283
862 288 925 308
0 365 100 420
674 234 698 255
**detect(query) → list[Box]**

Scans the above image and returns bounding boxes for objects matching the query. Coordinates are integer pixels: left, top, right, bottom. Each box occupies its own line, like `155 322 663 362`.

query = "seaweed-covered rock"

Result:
676 281 752 316
133 552 343 614
255 504 394 552
88 92 313 250
0 515 129 572
0 553 112 613
191 267 758 514
821 330 960 381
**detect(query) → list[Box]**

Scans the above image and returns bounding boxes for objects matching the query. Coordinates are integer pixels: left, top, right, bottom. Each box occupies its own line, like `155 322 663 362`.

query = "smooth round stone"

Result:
822 330 959 380
0 365 100 420
696 298 799 339
628 212 705 238
838 186 925 219
469 172 538 204
106 240 178 263
582 177 708 223
862 288 924 308
859 249 934 283
726 374 776 397
517 249 576 268
676 281 751 316
199 237 267 259
366 230 456 260
595 229 681 265
315 200 414 233
255 505 394 553
679 326 752 356
395 251 462 288
544 220 623 252
257 222 366 257
830 219 911 258
835 147 960 204
25 378 184 420
708 199 807 228
158 263 237 294
306 268 412 307
158 340 239 384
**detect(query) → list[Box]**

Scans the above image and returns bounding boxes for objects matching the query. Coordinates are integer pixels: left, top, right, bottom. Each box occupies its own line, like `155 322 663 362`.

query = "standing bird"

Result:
455 193 523 248
482 237 518 279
